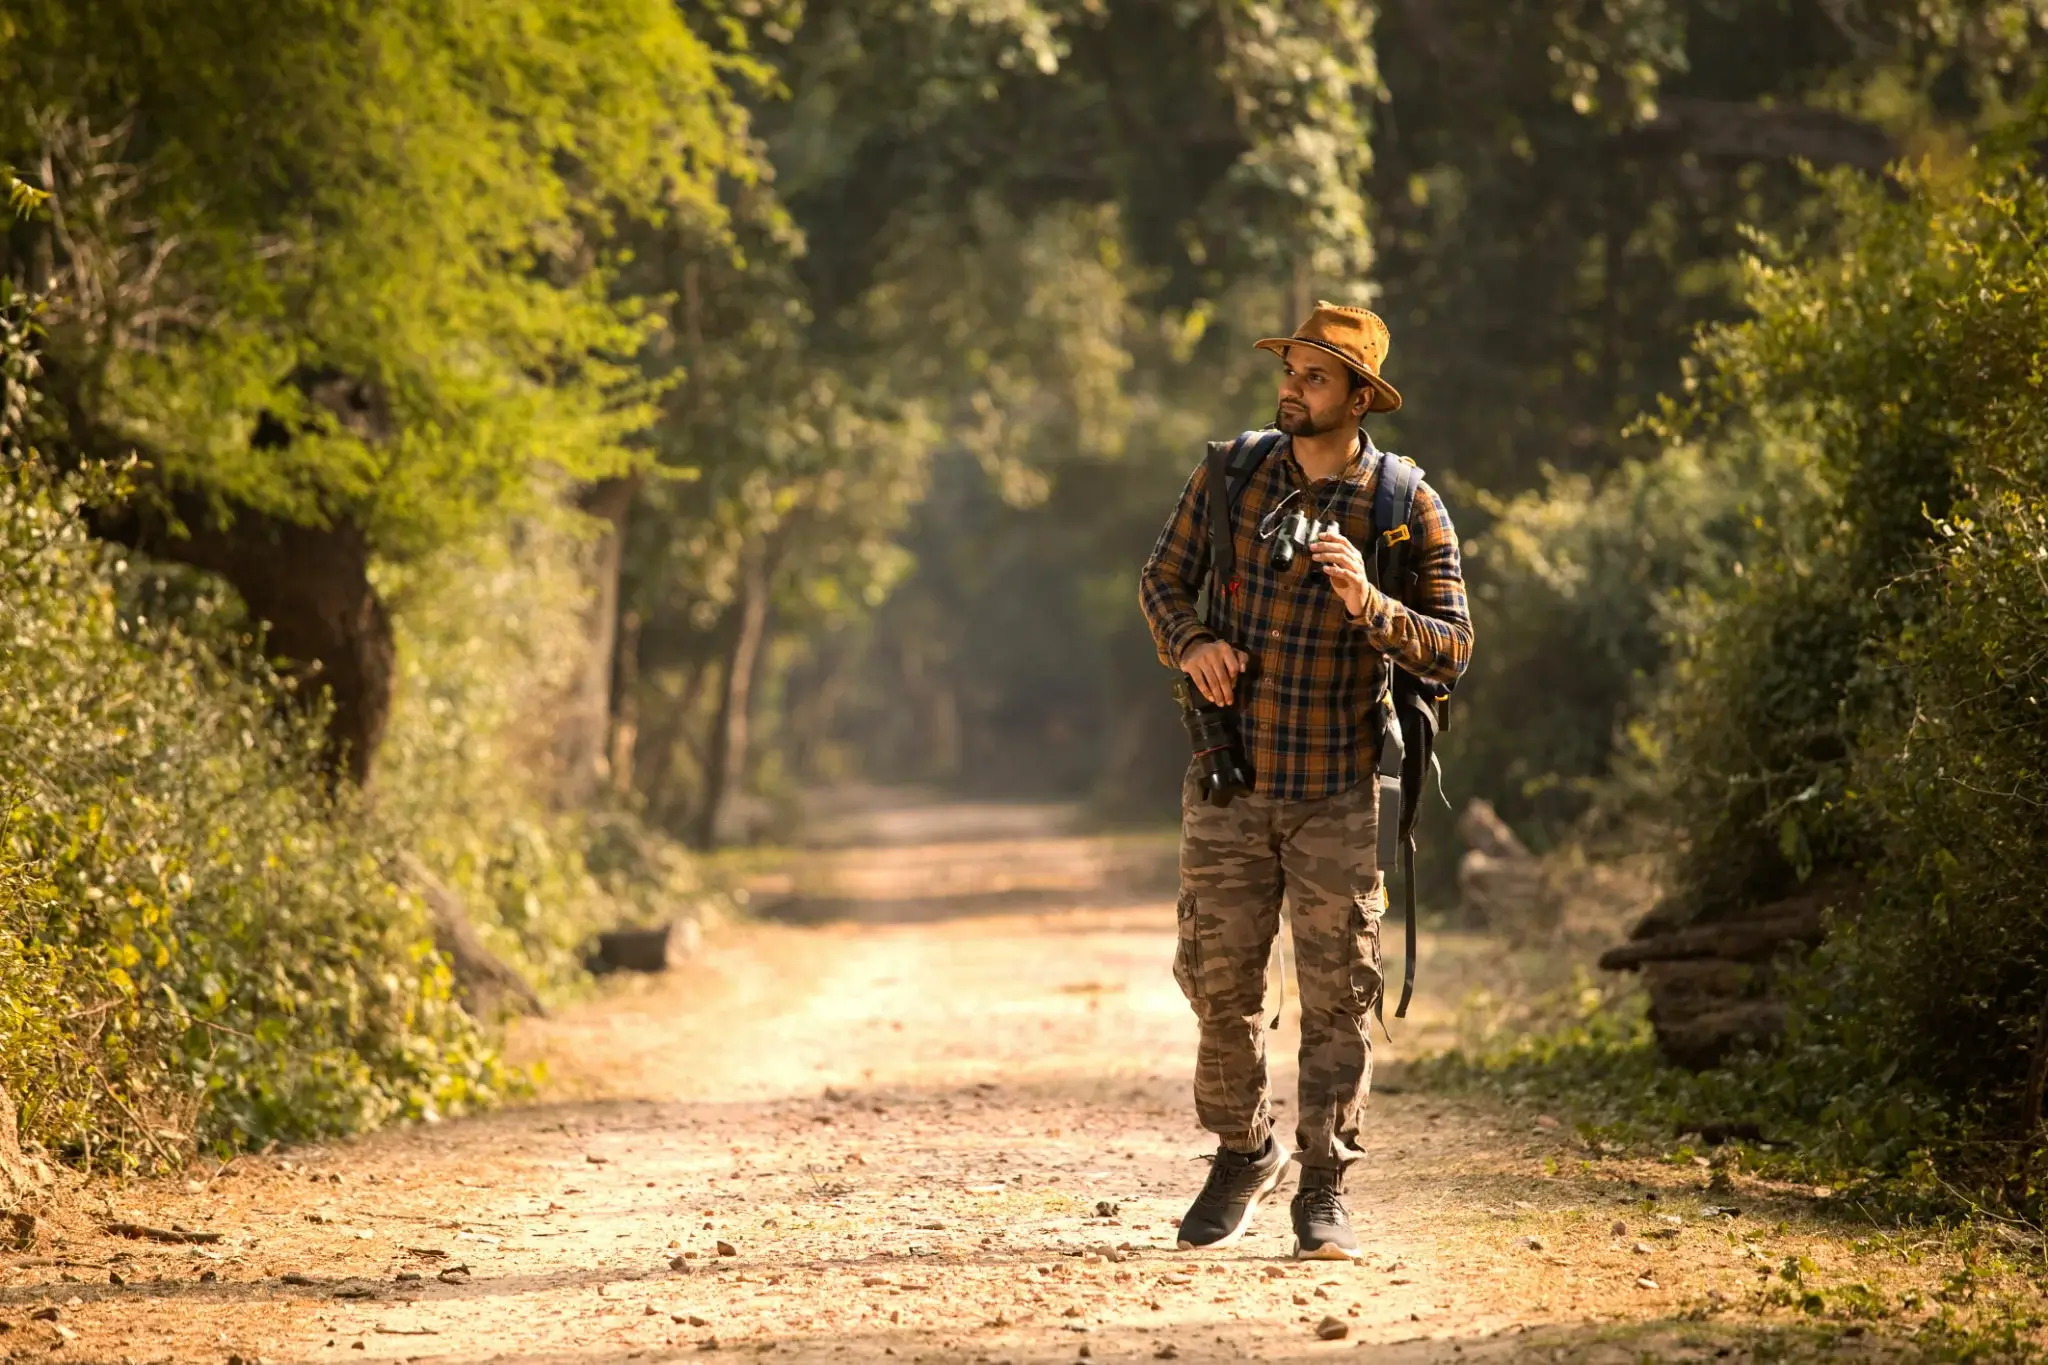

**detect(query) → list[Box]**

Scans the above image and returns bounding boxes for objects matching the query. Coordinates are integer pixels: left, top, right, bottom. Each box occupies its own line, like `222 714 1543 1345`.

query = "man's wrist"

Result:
1347 584 1394 633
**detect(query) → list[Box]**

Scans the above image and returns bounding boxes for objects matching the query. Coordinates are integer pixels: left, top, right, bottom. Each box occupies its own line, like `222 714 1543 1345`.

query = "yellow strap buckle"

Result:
1381 524 1411 547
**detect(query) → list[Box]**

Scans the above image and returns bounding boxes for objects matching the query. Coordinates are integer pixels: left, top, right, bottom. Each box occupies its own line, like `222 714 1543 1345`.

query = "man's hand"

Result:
1311 528 1376 619
1182 639 1251 707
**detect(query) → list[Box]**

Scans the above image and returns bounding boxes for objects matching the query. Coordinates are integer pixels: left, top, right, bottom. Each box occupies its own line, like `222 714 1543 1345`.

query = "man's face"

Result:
1275 347 1368 437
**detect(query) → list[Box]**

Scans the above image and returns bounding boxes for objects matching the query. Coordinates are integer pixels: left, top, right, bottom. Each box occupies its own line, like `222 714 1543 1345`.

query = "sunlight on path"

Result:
0 804 1932 1365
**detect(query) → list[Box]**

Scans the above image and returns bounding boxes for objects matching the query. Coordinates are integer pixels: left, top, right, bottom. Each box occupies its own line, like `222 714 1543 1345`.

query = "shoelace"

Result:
1297 1184 1347 1223
1192 1146 1260 1196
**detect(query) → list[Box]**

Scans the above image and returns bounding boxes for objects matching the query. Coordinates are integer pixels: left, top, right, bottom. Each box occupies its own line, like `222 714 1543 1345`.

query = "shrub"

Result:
0 462 518 1162
1567 145 2048 1201
1443 436 1822 857
1839 493 2048 1158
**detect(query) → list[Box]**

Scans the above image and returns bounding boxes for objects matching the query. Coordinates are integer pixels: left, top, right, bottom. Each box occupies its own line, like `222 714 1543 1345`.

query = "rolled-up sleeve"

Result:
1349 479 1471 686
1139 461 1218 669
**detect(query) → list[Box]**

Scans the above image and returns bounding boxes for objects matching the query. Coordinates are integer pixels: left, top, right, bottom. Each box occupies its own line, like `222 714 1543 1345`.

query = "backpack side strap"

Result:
1367 444 1439 1022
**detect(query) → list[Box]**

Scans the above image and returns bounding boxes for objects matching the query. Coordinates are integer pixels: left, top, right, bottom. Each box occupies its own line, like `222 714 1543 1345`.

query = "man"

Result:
1137 302 1472 1259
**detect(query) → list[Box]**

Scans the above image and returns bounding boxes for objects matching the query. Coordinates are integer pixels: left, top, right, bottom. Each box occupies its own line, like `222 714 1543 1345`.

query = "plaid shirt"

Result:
1139 434 1472 801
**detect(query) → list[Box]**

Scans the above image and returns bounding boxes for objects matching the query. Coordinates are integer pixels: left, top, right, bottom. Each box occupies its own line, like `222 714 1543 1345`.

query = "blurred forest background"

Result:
1 0 2046 1215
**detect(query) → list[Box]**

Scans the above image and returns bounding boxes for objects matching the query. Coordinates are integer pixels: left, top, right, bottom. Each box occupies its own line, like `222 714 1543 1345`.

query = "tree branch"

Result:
1619 98 1897 172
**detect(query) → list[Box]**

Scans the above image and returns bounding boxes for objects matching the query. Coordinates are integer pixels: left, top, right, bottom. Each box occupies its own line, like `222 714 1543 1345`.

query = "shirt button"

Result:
1269 628 1281 638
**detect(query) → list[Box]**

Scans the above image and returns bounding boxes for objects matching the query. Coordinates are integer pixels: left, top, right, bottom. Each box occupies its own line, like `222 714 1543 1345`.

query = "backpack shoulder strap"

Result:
1225 428 1281 502
1368 445 1425 603
1196 429 1283 626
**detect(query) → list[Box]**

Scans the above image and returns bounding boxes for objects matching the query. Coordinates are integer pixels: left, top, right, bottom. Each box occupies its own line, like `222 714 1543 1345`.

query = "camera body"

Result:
1268 507 1343 572
1174 673 1252 806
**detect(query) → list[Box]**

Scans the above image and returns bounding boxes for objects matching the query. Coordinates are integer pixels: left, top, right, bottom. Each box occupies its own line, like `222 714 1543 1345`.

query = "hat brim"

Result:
1254 336 1403 414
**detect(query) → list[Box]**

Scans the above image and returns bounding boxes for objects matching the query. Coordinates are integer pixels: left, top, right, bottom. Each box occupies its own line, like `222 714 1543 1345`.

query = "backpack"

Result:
1194 427 1454 1021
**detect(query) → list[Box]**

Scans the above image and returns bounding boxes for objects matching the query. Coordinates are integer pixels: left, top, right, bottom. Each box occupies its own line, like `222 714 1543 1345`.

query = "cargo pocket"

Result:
1347 890 1385 1011
1172 890 1201 1002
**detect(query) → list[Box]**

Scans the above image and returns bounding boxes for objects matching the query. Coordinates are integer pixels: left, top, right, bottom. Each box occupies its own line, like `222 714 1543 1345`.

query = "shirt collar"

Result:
1282 430 1379 486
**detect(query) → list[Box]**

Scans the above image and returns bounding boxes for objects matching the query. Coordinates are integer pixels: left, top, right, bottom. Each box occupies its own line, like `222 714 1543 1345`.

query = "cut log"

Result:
1604 878 1857 1069
396 854 544 1020
588 920 701 975
1639 958 1757 1013
1655 1001 1788 1071
1598 909 1824 970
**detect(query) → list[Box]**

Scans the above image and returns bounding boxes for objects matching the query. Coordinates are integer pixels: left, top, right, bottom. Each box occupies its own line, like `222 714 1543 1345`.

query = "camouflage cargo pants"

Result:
1173 765 1384 1175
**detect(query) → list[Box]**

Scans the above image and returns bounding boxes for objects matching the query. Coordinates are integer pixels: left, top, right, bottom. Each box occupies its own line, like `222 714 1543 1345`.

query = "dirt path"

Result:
0 803 2025 1364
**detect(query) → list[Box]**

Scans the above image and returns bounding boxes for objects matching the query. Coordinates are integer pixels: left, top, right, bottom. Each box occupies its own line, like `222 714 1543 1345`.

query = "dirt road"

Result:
0 803 2024 1364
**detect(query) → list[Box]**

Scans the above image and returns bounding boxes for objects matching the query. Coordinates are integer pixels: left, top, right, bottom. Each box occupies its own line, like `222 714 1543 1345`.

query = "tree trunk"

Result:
552 476 639 807
92 486 395 787
608 607 643 795
691 545 773 850
397 854 544 1020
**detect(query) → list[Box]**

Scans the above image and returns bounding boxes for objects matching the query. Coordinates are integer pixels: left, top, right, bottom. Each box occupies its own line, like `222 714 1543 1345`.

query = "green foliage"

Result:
1543 144 2048 1205
0 461 513 1164
1443 439 1825 852
619 0 1385 827
376 521 718 991
0 0 765 553
1847 492 2048 1155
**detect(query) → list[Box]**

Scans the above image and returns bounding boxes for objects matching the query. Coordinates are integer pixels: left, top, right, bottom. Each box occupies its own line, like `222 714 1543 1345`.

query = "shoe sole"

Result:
1176 1146 1291 1251
1292 1239 1364 1262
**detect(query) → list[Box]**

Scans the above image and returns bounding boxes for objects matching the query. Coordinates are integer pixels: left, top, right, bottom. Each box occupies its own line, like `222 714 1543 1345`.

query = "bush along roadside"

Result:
1428 144 2048 1224
0 456 521 1167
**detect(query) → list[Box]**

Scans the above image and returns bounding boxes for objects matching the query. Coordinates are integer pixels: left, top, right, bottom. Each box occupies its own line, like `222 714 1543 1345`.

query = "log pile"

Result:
1599 878 1846 1069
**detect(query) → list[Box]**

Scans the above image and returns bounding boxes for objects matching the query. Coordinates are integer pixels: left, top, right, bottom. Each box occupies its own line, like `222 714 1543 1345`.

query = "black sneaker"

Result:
1291 1178 1361 1261
1176 1138 1290 1250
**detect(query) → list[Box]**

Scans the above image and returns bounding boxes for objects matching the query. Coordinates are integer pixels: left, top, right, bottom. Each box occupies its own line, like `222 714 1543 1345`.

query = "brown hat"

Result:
1254 301 1402 414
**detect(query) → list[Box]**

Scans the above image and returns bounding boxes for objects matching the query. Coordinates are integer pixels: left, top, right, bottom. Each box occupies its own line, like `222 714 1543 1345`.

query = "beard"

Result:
1275 401 1346 437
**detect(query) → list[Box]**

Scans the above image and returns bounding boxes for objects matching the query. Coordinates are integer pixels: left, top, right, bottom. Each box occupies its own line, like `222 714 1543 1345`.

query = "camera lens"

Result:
1175 675 1251 806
